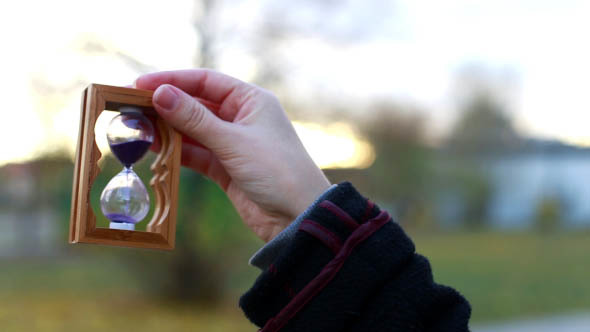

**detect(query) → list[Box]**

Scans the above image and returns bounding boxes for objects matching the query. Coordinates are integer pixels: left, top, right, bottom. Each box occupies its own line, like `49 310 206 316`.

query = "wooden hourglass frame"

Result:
69 84 182 250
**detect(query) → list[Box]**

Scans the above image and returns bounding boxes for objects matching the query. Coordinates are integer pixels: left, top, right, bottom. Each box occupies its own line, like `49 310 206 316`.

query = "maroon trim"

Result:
299 220 343 254
283 283 296 298
261 211 391 332
362 200 375 223
318 200 359 231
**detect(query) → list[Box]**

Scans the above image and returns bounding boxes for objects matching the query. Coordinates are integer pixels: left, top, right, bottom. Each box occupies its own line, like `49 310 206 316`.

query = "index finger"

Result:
135 69 253 105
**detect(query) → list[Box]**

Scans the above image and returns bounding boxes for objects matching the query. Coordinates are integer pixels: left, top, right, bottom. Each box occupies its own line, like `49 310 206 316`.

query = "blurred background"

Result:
1 0 589 331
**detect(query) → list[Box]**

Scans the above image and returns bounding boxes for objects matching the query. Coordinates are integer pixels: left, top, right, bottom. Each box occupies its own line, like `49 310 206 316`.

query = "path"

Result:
474 312 590 332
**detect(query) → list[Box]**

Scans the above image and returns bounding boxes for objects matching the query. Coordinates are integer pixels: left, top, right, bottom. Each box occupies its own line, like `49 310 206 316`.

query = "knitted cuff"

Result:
249 184 339 270
240 182 416 331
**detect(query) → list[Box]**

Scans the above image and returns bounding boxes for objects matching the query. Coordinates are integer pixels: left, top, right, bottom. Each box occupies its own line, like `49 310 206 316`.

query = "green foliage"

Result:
534 196 564 232
434 157 493 229
447 93 521 154
325 103 438 227
326 102 494 230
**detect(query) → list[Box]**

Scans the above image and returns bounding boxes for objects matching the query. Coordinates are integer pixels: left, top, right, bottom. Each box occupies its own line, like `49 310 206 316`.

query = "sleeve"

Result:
239 182 471 332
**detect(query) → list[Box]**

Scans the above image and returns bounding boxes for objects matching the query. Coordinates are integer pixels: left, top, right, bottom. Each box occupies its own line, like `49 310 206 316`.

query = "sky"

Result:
1 0 589 166
279 0 590 142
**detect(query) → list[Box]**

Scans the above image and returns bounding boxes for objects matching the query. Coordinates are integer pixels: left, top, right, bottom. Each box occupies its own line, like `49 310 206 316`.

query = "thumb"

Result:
152 84 229 149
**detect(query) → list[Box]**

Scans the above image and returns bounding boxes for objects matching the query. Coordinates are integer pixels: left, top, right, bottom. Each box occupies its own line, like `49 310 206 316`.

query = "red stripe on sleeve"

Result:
261 211 391 332
318 200 359 231
299 219 343 254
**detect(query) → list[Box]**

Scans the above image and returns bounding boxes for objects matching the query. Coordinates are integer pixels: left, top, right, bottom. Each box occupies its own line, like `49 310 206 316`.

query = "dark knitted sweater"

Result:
239 182 471 331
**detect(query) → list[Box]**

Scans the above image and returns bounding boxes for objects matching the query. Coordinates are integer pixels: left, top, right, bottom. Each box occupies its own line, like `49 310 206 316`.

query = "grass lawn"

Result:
0 292 252 332
0 231 588 330
0 259 253 331
410 230 590 323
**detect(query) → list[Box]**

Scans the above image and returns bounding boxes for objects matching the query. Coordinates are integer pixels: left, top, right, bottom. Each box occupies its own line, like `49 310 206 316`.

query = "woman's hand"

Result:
135 69 331 242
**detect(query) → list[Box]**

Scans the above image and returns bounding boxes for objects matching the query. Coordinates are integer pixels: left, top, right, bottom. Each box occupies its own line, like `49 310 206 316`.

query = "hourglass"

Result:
69 84 182 250
100 109 154 231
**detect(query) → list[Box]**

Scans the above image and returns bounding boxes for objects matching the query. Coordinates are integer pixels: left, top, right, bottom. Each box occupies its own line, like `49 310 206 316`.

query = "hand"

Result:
135 69 331 242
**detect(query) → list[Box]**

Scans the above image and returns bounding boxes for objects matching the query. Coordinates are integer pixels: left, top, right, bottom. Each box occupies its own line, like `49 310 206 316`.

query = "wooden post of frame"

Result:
69 84 182 250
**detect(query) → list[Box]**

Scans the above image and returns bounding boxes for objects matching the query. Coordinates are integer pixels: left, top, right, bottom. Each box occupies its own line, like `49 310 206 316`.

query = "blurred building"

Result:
0 163 60 257
438 140 590 229
487 151 590 229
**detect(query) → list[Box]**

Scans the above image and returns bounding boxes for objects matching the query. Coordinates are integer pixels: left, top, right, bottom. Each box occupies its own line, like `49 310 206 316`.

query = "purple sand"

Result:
105 213 139 224
109 140 152 167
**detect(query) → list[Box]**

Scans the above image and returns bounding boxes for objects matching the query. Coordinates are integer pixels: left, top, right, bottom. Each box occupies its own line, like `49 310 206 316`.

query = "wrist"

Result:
287 171 331 221
267 176 331 243
250 183 339 269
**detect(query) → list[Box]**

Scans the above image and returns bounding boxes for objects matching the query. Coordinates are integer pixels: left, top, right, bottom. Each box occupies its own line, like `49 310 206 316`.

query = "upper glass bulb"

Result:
107 107 155 168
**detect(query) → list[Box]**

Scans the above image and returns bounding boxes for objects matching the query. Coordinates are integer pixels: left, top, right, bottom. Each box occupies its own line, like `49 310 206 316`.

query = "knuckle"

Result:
258 87 279 103
183 101 207 132
241 87 282 116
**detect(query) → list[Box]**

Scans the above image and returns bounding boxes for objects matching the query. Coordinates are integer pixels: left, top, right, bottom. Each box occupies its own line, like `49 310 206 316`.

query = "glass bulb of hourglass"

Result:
100 168 150 230
100 107 154 230
106 107 155 168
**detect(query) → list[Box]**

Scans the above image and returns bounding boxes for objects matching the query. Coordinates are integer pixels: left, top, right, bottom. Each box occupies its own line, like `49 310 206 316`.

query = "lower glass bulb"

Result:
100 168 150 230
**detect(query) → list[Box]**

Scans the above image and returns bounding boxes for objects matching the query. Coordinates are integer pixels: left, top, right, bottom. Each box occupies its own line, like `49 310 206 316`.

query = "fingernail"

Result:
154 85 179 112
